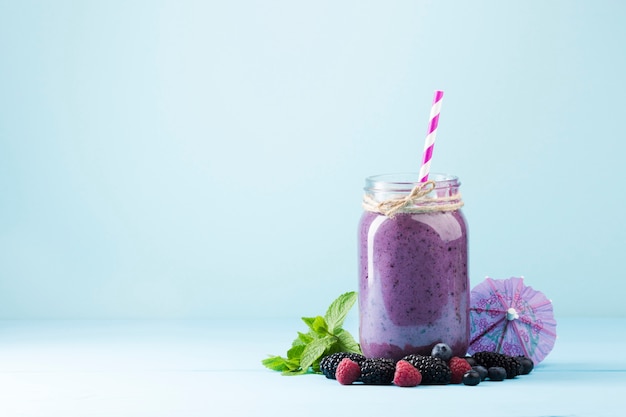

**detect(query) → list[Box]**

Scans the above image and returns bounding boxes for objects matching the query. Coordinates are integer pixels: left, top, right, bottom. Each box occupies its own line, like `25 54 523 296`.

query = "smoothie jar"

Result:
358 173 469 360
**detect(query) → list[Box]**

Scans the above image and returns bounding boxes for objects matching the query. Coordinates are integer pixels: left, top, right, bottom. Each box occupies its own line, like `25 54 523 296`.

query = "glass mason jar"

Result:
358 173 469 360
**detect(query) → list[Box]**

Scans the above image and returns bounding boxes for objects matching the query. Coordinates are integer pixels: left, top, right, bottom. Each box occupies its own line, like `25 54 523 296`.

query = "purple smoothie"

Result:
358 203 469 360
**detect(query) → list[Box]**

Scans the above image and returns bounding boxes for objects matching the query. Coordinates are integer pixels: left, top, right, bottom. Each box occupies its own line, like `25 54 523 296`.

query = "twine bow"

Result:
362 180 463 217
363 180 436 218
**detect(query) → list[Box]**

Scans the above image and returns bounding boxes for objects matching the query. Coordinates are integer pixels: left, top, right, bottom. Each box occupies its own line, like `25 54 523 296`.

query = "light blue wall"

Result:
1 0 625 319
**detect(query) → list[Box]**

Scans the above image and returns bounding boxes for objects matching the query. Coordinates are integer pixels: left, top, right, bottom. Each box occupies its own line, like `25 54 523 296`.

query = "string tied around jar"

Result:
362 180 464 218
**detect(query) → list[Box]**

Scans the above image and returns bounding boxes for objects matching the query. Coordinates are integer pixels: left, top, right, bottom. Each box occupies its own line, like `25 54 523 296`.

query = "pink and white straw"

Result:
418 90 444 182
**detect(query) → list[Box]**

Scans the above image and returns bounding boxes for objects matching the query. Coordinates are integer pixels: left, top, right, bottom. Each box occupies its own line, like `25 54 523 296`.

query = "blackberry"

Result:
358 358 395 385
401 354 451 385
319 352 366 379
472 351 522 379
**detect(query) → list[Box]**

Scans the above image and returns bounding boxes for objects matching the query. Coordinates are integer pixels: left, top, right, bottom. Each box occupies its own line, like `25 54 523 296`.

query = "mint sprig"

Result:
262 291 361 375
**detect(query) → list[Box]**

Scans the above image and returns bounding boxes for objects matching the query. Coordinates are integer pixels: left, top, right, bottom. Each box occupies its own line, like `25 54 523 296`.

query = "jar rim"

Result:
365 172 459 192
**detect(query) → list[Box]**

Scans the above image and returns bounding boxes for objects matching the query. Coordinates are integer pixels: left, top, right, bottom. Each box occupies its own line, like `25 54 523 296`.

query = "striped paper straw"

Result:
418 90 444 182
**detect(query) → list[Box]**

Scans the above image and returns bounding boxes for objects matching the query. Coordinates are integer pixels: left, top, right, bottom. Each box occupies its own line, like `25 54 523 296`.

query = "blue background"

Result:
1 0 625 319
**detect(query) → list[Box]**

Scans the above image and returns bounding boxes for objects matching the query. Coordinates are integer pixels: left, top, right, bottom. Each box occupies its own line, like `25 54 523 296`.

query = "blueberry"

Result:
472 365 488 381
431 343 453 361
517 356 534 375
464 356 477 367
487 366 507 381
462 370 481 386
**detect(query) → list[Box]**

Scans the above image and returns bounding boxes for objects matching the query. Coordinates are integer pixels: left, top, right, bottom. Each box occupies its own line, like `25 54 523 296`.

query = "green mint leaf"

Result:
261 356 290 372
282 368 308 376
299 336 335 371
312 316 328 334
261 291 361 375
287 344 305 360
301 315 328 335
334 328 362 354
301 316 315 330
262 356 302 372
284 358 301 371
324 291 357 334
295 331 315 346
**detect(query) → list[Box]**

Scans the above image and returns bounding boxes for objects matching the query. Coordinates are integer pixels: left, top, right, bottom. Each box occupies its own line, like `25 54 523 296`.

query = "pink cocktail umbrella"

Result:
468 277 557 364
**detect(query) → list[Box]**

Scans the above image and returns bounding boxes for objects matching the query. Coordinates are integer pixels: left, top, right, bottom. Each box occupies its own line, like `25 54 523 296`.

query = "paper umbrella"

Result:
468 276 556 364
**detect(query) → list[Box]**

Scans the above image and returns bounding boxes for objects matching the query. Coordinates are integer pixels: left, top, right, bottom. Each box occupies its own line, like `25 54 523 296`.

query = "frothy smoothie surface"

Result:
358 210 469 360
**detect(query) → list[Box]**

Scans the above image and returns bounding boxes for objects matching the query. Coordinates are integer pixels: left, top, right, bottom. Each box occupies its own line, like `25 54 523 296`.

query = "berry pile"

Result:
318 344 534 388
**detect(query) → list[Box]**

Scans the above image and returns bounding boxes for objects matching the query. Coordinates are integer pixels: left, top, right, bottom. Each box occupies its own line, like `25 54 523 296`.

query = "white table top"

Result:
1 317 624 417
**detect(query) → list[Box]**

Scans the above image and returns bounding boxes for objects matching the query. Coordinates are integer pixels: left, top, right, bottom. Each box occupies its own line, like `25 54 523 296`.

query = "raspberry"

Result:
319 352 366 379
335 358 361 385
449 357 472 384
393 360 422 387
